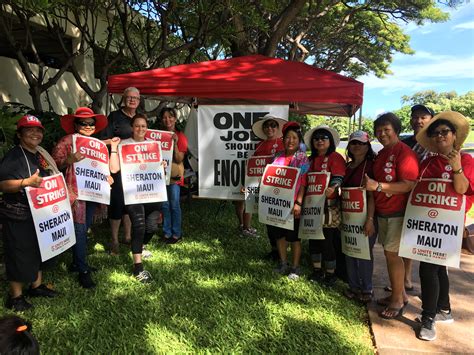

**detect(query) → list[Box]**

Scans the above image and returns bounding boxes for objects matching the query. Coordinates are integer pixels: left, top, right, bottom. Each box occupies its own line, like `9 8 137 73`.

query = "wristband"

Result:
110 151 117 154
295 200 302 206
368 216 374 221
20 178 25 188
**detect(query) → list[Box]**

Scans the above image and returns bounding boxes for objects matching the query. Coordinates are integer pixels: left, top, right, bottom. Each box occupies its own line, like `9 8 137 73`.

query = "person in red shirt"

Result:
304 125 346 287
160 107 188 244
248 115 285 257
342 130 377 303
414 111 473 341
363 112 419 319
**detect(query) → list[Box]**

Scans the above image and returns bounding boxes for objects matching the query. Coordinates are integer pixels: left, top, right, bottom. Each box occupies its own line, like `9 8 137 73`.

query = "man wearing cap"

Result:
393 104 435 293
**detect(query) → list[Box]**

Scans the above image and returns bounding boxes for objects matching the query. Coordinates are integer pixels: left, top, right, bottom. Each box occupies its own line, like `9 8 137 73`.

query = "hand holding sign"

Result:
67 151 84 165
362 174 377 192
110 137 121 149
27 169 43 188
325 185 336 197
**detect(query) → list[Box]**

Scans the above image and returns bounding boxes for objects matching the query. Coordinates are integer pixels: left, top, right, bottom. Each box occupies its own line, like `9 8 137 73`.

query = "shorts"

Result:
377 216 404 253
267 219 300 243
109 172 127 219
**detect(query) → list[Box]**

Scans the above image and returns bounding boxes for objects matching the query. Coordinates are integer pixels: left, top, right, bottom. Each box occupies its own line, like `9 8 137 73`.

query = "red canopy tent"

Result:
107 55 363 117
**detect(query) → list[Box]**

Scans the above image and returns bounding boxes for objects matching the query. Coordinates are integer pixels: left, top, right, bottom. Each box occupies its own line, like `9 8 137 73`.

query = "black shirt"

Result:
98 109 133 140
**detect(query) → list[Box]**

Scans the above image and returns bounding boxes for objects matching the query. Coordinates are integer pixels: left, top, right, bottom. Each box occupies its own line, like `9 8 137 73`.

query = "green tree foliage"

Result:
396 90 474 132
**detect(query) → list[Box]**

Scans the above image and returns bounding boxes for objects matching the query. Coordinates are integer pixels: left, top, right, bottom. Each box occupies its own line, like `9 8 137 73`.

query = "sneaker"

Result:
309 269 325 283
5 295 33 312
288 267 301 280
241 228 260 238
135 270 152 283
273 261 289 275
166 237 181 245
435 310 454 323
324 273 338 287
142 249 153 259
419 317 436 341
27 284 58 298
78 271 96 289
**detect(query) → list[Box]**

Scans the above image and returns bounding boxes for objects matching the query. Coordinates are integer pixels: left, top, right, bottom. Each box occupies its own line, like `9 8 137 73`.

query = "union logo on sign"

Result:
412 247 417 254
427 209 438 218
52 205 59 213
139 164 147 170
91 161 98 168
273 188 280 195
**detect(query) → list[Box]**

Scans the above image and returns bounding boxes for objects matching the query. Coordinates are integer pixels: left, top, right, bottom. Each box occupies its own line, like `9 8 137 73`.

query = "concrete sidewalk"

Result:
368 243 474 354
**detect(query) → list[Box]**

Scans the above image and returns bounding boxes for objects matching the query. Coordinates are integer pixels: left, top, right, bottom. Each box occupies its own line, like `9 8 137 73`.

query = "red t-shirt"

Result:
174 130 188 186
373 141 419 215
310 152 346 199
254 138 284 157
419 153 474 214
343 159 374 188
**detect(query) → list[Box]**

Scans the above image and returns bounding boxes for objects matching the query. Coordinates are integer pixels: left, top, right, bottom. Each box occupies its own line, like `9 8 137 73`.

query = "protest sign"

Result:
73 134 110 204
119 141 167 205
298 172 329 240
26 174 76 262
399 179 465 268
258 164 300 230
198 105 288 200
144 129 174 185
340 187 370 260
244 155 273 213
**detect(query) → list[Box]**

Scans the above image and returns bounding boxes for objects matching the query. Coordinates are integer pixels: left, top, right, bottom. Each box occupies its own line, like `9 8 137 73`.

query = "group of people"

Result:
0 94 472 343
243 105 472 342
0 87 187 312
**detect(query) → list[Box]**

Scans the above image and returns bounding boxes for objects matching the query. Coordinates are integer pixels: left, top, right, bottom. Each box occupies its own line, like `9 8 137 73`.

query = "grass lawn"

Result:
1 199 374 353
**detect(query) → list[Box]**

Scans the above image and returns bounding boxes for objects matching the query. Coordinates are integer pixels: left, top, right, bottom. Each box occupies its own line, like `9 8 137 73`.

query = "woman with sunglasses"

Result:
246 115 286 252
52 107 110 288
363 113 419 319
271 122 309 280
414 111 473 341
304 125 346 286
342 131 377 302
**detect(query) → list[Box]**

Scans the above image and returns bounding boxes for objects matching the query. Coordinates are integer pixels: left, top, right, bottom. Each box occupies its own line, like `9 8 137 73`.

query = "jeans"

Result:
72 202 97 273
345 234 376 293
419 262 451 318
162 184 182 237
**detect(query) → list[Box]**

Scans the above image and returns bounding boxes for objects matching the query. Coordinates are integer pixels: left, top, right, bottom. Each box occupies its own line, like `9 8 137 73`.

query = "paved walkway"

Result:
369 243 474 354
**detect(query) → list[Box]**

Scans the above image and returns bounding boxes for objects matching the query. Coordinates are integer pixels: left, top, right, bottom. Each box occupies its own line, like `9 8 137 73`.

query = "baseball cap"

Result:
411 104 435 117
17 115 44 130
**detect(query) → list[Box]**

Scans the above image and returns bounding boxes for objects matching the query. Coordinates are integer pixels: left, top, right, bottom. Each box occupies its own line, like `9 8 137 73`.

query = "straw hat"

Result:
416 111 470 152
251 114 287 140
304 125 340 148
60 107 108 134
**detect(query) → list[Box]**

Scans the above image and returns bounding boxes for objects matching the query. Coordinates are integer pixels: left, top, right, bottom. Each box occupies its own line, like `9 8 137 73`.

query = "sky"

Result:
360 2 474 119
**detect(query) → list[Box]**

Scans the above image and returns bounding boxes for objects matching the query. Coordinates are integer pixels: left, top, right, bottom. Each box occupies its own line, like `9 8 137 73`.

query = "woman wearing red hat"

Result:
51 107 110 289
0 115 60 311
270 121 309 280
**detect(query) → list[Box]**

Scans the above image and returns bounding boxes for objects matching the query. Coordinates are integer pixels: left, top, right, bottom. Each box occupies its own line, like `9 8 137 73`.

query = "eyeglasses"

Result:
125 96 140 101
349 140 367 146
428 129 452 138
312 135 329 141
263 122 278 129
76 121 95 127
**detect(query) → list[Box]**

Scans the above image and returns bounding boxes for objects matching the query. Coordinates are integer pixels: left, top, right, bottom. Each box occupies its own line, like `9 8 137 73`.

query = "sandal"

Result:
343 288 359 300
377 296 408 307
384 285 414 292
380 305 405 319
358 292 373 304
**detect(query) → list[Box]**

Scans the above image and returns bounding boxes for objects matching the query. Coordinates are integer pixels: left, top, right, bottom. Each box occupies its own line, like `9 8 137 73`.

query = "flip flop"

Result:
384 285 415 292
380 305 405 319
377 297 408 307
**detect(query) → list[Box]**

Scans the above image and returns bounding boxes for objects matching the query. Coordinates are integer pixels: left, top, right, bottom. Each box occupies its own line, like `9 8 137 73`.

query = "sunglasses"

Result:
76 121 96 127
312 135 329 141
349 140 368 146
428 129 452 138
263 122 278 129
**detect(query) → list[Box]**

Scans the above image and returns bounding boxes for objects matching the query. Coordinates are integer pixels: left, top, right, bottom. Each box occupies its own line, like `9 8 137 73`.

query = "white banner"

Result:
119 141 167 205
72 135 110 204
144 129 174 185
299 172 329 240
26 174 76 262
245 155 273 213
341 188 371 260
399 178 465 268
258 164 300 230
198 105 288 200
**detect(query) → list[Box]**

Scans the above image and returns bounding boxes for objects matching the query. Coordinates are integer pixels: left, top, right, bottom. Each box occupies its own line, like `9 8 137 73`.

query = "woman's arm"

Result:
363 174 416 194
443 150 469 194
0 169 43 192
109 137 121 173
293 185 305 218
364 191 376 237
